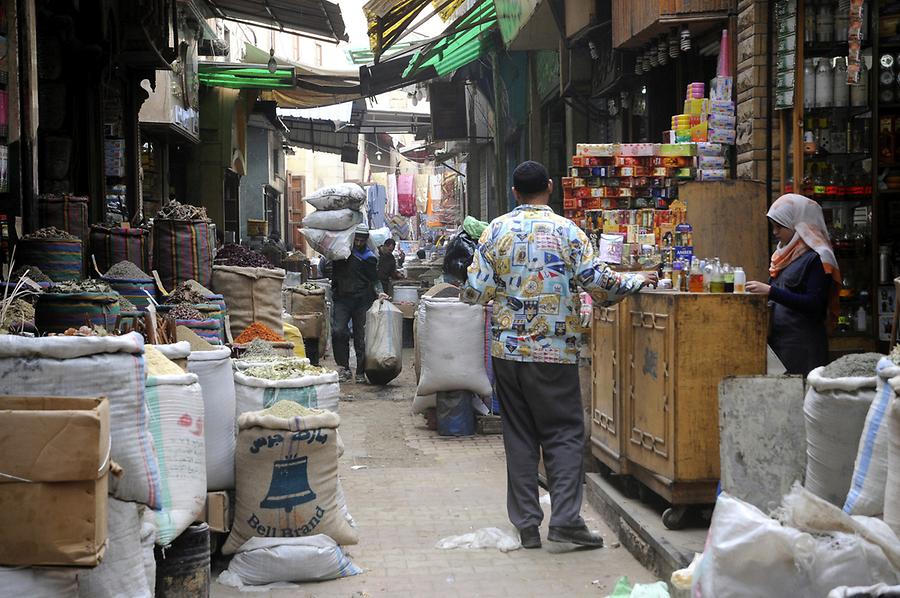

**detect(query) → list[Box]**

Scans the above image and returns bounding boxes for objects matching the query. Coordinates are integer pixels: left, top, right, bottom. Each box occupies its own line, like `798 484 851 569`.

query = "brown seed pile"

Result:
214 244 274 269
23 227 77 241
164 282 207 306
11 265 52 283
156 199 209 221
167 304 203 321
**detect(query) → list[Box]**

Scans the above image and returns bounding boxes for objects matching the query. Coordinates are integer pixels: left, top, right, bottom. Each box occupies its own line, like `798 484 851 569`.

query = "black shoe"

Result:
547 525 604 548
518 526 541 549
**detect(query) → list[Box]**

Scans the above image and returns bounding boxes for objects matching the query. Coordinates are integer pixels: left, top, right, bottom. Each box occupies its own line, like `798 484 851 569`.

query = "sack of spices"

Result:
187 347 237 491
222 402 358 554
90 226 149 274
416 297 493 398
804 360 878 507
145 366 206 545
76 498 153 598
151 341 191 371
234 363 340 415
364 299 403 385
0 333 162 507
38 194 89 243
212 265 285 340
844 357 900 516
100 260 155 311
18 228 84 282
152 218 214 291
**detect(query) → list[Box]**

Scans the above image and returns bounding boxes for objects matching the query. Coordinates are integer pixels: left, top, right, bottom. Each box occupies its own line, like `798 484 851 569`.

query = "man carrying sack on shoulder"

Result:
461 161 657 549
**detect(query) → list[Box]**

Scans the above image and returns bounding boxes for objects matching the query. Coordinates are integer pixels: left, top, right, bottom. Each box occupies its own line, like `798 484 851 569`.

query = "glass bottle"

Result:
835 1 850 41
703 259 715 293
833 56 850 107
689 258 704 293
805 58 817 109
805 0 817 44
723 263 734 293
710 259 725 293
817 1 834 43
851 58 868 107
816 58 835 107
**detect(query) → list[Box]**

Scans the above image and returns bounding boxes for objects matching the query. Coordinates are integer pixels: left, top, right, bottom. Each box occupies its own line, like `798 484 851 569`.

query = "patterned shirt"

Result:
461 204 645 364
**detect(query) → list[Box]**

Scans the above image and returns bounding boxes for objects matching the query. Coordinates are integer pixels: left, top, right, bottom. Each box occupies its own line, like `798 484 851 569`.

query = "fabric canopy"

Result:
364 0 468 63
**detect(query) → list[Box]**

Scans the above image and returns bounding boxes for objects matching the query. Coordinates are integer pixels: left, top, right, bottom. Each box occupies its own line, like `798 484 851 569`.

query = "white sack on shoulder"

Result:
302 209 362 232
300 227 356 261
417 297 492 397
304 183 366 211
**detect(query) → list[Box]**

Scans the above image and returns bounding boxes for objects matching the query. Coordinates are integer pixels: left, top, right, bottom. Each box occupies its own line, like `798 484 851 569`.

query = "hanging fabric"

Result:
415 174 429 212
367 184 387 229
386 174 399 216
397 174 416 217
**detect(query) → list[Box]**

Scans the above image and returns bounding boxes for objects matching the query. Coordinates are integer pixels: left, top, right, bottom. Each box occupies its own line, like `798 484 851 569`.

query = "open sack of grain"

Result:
234 361 340 415
187 346 237 491
222 402 358 554
0 333 161 506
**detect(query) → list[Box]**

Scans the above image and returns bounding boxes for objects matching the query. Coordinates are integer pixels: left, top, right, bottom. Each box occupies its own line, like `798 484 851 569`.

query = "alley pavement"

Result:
212 349 654 597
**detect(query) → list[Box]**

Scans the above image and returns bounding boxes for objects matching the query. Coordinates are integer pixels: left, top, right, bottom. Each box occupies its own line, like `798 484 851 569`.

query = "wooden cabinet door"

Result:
288 175 306 252
625 296 675 480
591 304 624 467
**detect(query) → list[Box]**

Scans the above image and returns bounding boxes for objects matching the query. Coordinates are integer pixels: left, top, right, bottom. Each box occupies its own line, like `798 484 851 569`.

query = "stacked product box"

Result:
668 77 735 182
561 143 697 228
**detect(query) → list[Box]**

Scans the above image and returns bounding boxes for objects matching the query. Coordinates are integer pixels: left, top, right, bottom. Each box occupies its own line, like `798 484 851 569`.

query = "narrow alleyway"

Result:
213 349 654 597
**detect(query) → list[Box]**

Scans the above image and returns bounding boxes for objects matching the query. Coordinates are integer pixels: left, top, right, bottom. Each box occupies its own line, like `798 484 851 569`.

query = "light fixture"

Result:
669 27 680 58
635 53 643 74
267 48 277 74
680 25 692 52
657 35 668 66
375 150 383 161
648 44 658 68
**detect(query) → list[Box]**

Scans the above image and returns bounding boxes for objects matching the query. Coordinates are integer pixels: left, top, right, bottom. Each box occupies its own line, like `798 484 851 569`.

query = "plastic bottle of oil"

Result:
733 266 746 293
710 258 725 293
689 258 704 293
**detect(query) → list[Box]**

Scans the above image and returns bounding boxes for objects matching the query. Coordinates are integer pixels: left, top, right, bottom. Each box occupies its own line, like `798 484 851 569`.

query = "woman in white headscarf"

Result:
746 194 842 376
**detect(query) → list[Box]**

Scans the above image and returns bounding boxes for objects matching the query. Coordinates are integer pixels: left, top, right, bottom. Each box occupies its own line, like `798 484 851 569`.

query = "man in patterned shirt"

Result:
461 161 656 549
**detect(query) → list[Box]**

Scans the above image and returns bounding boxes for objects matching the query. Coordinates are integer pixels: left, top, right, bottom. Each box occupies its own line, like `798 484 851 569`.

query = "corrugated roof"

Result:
205 0 348 41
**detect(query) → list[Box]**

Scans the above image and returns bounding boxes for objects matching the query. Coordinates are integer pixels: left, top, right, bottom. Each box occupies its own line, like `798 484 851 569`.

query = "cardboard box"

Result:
200 490 233 533
0 396 110 566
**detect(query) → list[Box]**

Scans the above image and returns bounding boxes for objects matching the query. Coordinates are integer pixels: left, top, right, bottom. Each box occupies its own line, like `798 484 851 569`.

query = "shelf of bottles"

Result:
782 0 876 338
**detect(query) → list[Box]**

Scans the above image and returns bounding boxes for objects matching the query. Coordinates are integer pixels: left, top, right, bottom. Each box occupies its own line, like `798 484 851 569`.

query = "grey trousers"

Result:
493 357 585 530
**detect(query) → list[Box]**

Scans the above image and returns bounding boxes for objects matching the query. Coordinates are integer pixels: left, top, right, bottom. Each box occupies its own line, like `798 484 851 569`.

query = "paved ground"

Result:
213 349 655 597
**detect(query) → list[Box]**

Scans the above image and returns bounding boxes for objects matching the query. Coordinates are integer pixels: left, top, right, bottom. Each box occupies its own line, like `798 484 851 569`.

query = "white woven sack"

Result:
77 498 152 598
187 347 237 491
234 369 340 415
138 505 156 597
232 356 310 371
803 367 877 506
299 227 356 261
302 208 362 232
844 357 900 516
366 226 391 253
412 394 436 415
218 535 361 588
364 299 403 382
304 183 365 211
0 333 161 507
417 297 492 397
0 567 78 597
154 341 191 370
883 382 900 535
146 373 207 545
222 408 358 554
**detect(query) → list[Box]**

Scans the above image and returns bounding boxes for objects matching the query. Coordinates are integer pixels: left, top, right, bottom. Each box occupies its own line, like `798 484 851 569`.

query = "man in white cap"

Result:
330 223 381 383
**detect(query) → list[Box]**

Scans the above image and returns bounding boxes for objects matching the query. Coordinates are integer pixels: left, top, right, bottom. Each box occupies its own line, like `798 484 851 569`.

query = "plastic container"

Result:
393 286 419 304
733 267 746 293
436 391 475 437
154 523 210 598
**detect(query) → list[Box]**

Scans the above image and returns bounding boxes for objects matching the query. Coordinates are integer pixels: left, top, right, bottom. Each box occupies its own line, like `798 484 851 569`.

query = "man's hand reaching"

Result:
641 271 659 289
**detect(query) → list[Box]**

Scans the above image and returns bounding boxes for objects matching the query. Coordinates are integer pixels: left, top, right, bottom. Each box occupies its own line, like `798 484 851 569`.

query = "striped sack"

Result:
17 238 84 281
35 291 121 333
152 219 213 290
174 317 223 345
90 226 149 273
101 276 156 310
38 195 89 242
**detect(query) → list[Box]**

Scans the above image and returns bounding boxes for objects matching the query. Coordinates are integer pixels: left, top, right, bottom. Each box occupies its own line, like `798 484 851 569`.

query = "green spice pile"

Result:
156 199 209 221
1 299 35 329
168 304 203 321
49 279 113 294
297 282 324 294
241 339 278 359
243 361 330 381
164 281 206 306
822 353 884 378
11 265 52 283
262 400 319 418
105 260 152 280
23 227 77 241
117 296 138 312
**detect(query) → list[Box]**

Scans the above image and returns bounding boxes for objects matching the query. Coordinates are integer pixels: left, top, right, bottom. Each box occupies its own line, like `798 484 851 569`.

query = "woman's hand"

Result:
746 281 771 295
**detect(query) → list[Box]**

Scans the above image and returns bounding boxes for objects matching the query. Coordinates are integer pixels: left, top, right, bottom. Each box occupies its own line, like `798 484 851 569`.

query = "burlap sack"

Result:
285 288 326 316
212 265 285 339
223 408 357 554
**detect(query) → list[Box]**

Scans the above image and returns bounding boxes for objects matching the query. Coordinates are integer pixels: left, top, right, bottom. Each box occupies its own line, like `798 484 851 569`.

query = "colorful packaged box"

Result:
698 156 726 169
614 156 641 166
675 130 692 143
659 143 697 157
676 167 695 179
696 142 725 156
571 156 586 167
577 143 618 157
709 100 735 115
686 82 705 99
709 113 736 129
564 197 578 210
698 168 727 181
711 76 733 101
709 128 736 144
690 122 709 142
683 99 708 116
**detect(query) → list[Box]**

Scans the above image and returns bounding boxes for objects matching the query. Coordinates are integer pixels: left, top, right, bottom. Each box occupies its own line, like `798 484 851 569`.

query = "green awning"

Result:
198 63 297 90
402 0 497 78
364 0 469 63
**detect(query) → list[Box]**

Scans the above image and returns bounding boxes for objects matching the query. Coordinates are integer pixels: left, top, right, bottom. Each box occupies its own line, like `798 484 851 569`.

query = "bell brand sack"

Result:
212 265 285 339
302 209 363 232
146 373 206 546
844 357 900 516
234 369 340 415
0 333 161 507
304 183 365 211
804 367 877 506
365 299 403 385
222 407 358 554
187 347 237 491
417 297 492 398
152 218 214 290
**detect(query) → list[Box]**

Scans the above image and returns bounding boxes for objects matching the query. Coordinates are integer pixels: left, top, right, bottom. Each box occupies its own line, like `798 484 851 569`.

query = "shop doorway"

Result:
287 174 306 252
223 169 239 242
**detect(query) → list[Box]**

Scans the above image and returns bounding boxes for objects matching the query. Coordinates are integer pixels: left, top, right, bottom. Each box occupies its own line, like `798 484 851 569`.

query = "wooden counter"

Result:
590 290 767 509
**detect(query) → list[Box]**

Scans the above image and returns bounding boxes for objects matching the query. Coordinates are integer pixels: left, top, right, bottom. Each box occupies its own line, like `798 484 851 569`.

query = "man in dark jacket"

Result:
331 224 380 383
377 238 403 297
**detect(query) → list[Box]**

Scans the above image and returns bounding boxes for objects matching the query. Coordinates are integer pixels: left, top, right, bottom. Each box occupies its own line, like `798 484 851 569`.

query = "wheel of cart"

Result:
662 506 689 530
